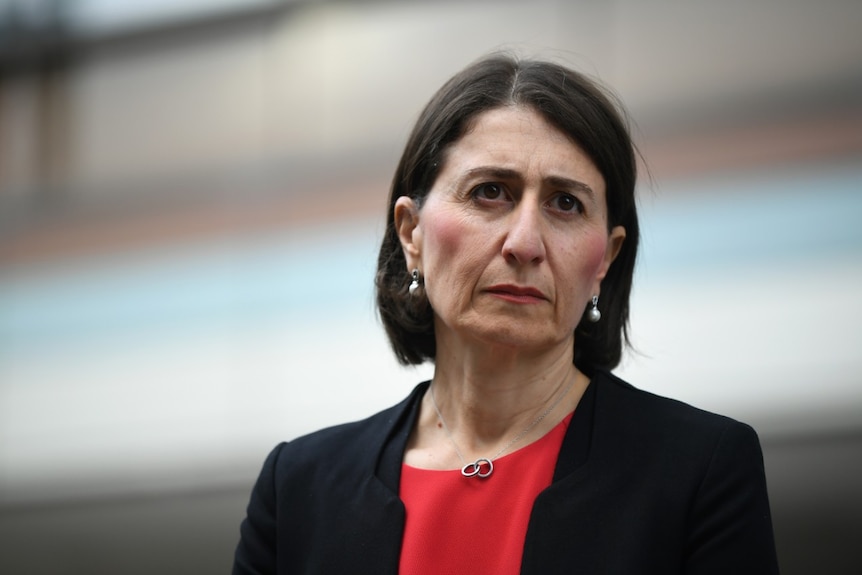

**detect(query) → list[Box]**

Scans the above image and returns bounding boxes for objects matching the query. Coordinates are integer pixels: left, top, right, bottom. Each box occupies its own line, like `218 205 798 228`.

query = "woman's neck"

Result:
426 334 587 456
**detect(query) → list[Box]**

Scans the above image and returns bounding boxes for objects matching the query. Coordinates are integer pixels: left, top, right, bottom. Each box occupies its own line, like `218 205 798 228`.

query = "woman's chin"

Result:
452 324 572 359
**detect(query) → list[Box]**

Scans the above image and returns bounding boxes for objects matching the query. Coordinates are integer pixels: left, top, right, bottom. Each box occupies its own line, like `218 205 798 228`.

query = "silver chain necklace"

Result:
429 377 574 478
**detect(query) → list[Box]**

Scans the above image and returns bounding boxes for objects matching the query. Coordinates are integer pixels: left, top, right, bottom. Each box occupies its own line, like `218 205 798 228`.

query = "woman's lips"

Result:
484 284 548 303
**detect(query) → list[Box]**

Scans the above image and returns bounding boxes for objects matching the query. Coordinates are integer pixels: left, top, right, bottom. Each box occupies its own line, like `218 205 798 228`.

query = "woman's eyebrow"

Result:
545 175 596 199
460 166 522 182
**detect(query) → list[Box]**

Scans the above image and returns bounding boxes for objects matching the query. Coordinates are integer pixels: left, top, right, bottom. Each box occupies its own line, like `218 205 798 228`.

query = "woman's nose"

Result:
501 204 546 265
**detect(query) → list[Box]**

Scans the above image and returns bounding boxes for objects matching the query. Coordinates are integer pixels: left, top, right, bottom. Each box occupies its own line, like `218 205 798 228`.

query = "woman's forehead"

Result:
437 106 604 191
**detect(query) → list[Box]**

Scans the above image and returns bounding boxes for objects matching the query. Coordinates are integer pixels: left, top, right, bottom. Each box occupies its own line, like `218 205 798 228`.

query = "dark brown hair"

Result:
375 54 640 375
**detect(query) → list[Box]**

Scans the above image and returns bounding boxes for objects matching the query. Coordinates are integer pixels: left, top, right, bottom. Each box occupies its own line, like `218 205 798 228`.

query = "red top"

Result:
398 412 573 575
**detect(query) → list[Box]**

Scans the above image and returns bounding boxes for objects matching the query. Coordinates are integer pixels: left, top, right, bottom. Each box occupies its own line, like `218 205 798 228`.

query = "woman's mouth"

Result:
484 284 548 304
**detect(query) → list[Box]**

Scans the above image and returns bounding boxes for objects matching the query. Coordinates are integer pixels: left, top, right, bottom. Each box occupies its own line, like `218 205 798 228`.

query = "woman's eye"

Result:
472 183 505 200
552 193 582 213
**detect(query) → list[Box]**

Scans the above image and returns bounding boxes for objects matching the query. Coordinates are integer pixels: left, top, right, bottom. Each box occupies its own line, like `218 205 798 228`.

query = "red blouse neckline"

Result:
398 411 573 575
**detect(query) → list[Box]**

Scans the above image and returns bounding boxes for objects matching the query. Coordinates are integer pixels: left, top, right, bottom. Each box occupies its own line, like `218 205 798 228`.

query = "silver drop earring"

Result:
587 295 601 323
408 269 421 295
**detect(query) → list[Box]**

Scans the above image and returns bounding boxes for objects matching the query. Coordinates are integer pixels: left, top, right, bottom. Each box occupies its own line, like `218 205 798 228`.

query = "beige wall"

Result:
3 0 861 208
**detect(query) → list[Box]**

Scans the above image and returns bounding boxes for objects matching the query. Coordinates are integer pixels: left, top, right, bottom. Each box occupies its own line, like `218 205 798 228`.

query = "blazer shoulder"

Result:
592 371 760 454
597 370 747 427
234 384 426 574
269 381 427 478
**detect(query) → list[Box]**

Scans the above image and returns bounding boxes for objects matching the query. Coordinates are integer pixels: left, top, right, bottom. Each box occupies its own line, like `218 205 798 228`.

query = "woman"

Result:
233 54 780 574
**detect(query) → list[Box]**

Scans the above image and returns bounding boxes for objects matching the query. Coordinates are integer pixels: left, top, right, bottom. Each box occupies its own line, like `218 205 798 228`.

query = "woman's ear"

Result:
394 196 422 269
592 225 626 293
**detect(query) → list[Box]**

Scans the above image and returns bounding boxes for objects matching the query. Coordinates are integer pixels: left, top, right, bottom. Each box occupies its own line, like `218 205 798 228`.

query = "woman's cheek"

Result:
423 214 470 269
565 232 610 278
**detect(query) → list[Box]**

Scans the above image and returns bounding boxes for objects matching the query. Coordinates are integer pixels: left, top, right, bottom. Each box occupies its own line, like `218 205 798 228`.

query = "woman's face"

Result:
396 105 625 355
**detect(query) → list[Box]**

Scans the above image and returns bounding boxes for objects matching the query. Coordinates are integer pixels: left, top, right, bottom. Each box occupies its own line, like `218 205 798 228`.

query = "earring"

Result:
587 295 601 323
408 269 421 295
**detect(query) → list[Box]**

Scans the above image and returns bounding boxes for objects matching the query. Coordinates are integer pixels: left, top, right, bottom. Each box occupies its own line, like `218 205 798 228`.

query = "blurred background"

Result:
0 0 860 573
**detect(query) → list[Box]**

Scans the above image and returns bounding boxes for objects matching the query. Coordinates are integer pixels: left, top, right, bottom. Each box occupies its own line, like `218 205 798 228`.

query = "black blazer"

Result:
233 371 779 574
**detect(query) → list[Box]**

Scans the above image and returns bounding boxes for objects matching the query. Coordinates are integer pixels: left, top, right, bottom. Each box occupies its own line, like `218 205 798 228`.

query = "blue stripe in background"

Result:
639 161 862 272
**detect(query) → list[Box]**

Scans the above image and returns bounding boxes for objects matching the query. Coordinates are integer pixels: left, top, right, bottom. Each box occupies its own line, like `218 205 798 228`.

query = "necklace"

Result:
429 377 575 478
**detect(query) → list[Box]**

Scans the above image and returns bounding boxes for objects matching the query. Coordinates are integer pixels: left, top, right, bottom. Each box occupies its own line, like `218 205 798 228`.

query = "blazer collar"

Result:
374 381 429 493
553 375 597 481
